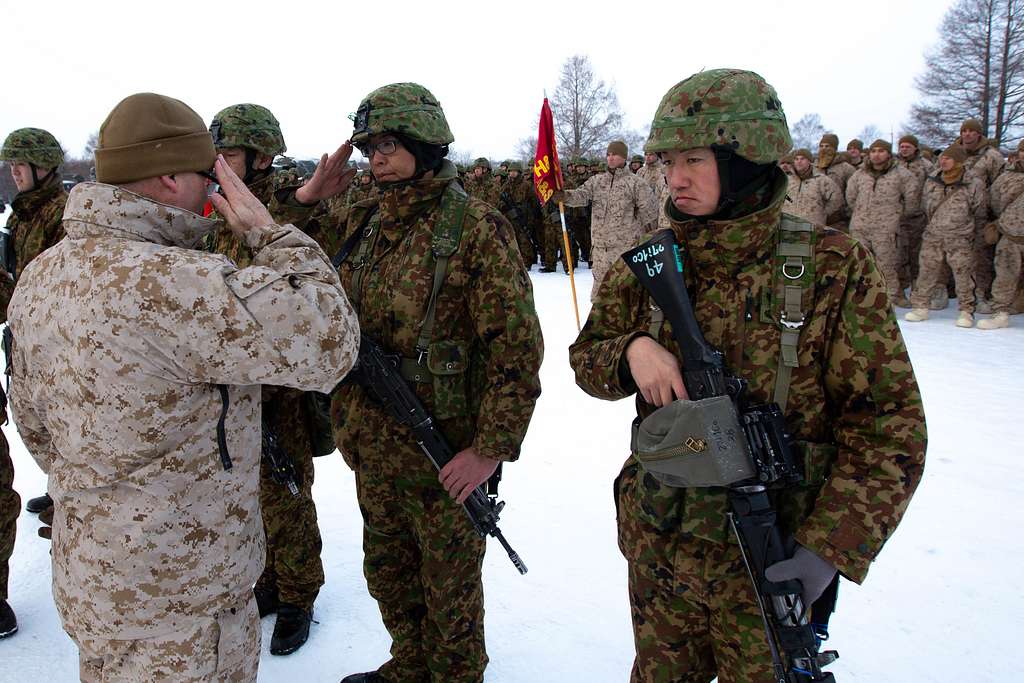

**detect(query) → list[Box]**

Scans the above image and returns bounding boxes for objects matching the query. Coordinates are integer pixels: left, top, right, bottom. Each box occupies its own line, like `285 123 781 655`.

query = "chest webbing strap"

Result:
772 215 816 412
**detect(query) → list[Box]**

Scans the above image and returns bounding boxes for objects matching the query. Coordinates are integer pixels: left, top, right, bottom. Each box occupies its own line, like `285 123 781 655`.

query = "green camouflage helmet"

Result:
1 128 65 168
645 68 791 164
350 82 454 147
631 154 644 164
473 157 491 170
507 161 523 172
209 103 286 156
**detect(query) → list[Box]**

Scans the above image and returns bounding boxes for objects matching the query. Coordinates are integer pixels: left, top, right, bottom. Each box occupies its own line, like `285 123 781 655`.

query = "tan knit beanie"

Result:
942 144 968 164
898 134 919 148
869 139 892 153
607 140 628 158
846 139 864 151
819 133 839 148
793 148 813 161
95 93 216 184
960 118 983 135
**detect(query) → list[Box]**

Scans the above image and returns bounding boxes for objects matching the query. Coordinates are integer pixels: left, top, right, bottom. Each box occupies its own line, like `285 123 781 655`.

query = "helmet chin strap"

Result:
28 164 56 192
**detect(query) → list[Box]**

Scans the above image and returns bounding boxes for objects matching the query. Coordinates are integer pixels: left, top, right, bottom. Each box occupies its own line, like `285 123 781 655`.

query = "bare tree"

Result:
515 136 538 165
83 131 99 159
550 55 624 159
856 124 884 144
790 113 827 151
907 0 1024 147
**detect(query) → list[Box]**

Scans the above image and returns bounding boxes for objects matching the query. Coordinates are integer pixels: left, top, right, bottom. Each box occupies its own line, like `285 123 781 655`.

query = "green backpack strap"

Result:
772 214 816 412
398 180 470 382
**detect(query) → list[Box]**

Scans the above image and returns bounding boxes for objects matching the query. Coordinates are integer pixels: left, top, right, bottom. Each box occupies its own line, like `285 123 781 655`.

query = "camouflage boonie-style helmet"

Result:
645 68 791 164
473 157 491 170
1 128 65 168
350 82 454 147
209 104 286 156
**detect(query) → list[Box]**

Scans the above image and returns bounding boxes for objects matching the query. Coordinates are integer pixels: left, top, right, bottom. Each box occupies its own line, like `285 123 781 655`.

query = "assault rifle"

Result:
622 229 838 683
352 334 527 575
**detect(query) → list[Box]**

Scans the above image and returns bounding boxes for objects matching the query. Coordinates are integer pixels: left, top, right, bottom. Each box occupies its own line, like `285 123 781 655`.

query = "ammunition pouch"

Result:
630 396 756 488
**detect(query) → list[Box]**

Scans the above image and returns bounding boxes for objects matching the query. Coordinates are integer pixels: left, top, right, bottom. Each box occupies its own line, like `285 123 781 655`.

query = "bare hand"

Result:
625 335 688 407
209 155 275 238
294 142 358 205
439 447 500 504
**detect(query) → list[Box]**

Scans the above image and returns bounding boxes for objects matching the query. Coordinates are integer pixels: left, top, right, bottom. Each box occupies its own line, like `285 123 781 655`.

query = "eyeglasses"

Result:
357 139 399 158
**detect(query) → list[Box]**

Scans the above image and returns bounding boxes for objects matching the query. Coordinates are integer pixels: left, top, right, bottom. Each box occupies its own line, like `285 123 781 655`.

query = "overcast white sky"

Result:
2 0 953 164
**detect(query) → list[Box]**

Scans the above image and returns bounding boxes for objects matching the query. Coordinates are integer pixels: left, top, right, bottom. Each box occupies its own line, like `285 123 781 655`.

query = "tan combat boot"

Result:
955 311 974 328
904 308 929 322
977 312 1010 330
892 294 912 308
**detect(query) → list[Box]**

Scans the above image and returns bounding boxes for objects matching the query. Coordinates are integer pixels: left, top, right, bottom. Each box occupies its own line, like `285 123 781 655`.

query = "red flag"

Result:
533 98 564 204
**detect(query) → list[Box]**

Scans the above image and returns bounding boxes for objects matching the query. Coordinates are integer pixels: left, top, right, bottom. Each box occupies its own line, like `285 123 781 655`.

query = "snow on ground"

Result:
0 255 1022 682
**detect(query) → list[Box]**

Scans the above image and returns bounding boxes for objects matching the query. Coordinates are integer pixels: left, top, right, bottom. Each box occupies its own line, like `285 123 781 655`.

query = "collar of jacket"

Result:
866 158 896 178
378 160 458 231
61 182 219 250
245 169 276 205
12 172 63 218
604 165 631 179
929 169 966 188
665 167 787 269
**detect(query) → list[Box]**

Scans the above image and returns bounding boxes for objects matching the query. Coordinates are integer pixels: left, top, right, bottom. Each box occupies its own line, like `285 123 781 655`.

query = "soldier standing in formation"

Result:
846 139 919 307
207 103 354 655
816 133 856 229
978 139 1024 329
628 154 643 173
331 82 543 683
784 148 842 226
905 144 987 327
569 68 925 682
555 140 658 299
0 128 69 638
8 92 359 682
462 157 502 208
499 160 540 269
845 138 864 170
895 134 935 302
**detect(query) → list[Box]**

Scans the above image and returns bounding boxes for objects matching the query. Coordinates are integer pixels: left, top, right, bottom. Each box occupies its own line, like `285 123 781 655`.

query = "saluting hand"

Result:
295 142 358 205
209 155 275 239
625 335 688 407
439 447 500 504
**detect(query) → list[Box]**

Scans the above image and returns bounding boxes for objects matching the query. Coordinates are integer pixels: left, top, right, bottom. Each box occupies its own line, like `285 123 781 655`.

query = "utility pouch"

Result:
630 396 755 488
425 339 469 420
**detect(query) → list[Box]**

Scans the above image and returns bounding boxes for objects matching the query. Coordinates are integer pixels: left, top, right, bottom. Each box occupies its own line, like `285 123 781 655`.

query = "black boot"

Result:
0 600 17 638
254 584 279 618
340 673 388 683
25 493 52 514
270 603 311 656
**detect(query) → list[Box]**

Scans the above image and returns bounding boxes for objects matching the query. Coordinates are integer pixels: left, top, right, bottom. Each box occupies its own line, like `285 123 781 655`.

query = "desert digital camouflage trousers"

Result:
615 464 774 683
898 213 928 292
991 236 1024 312
911 233 977 312
852 223 902 298
75 591 259 683
0 432 17 600
355 455 487 683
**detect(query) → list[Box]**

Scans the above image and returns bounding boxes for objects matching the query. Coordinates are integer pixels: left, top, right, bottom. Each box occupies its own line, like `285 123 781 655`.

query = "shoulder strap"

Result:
772 214 817 412
414 180 469 356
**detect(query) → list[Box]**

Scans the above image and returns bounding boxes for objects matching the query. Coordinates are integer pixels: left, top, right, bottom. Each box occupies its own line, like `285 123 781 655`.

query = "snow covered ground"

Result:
1 252 1022 682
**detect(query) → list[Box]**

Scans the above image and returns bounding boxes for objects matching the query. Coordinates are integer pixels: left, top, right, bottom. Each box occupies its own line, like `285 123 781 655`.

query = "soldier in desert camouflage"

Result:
8 93 359 682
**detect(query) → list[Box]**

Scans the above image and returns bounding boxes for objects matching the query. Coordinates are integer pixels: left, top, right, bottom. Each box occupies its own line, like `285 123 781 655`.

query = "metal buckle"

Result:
416 347 428 365
780 311 805 330
782 263 805 280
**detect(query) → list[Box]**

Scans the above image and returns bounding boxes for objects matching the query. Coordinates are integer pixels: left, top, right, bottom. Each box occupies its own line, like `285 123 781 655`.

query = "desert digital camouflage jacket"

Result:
568 170 926 583
990 164 1024 238
957 137 1005 187
784 168 842 226
897 153 935 215
637 161 667 196
0 173 68 317
332 160 542 466
847 161 920 235
923 171 988 238
7 182 359 640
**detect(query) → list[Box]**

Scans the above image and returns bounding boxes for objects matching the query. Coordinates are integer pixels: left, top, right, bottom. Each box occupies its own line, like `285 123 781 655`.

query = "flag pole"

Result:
557 201 581 331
